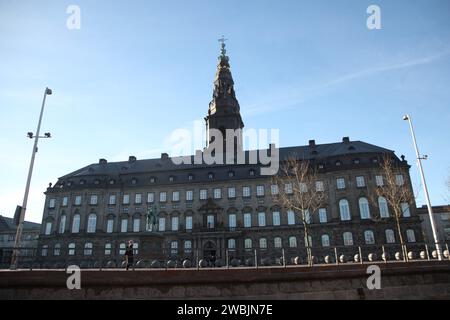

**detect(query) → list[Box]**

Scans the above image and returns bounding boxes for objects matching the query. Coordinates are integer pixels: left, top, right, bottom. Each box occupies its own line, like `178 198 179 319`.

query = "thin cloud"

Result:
244 49 450 117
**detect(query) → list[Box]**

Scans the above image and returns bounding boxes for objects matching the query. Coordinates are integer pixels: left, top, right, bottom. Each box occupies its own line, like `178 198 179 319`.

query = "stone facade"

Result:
33 46 424 269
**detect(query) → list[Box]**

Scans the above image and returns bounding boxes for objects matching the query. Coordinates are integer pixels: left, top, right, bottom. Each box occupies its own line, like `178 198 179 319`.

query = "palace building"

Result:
34 44 423 269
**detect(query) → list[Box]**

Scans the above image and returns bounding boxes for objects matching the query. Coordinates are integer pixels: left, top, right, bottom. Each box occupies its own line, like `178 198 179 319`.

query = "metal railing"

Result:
1 242 449 270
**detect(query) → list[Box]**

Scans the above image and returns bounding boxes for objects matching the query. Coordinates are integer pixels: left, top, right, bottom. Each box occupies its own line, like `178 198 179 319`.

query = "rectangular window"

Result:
49 198 56 209
159 192 167 203
213 188 221 199
319 208 328 223
133 218 140 232
147 192 155 203
272 211 281 226
109 195 116 205
243 186 251 198
285 183 293 194
41 246 48 257
106 219 114 233
171 216 179 231
396 175 404 186
90 195 98 205
74 196 82 206
258 212 266 227
186 190 193 201
244 213 252 228
336 178 346 190
185 216 193 230
315 181 324 192
123 194 130 205
68 244 75 256
200 189 207 200
171 241 178 255
121 219 128 233
271 184 279 195
287 210 296 225
62 196 68 207
375 175 384 187
159 218 166 232
228 187 236 199
256 185 265 197
356 176 366 188
172 191 180 202
207 215 215 229
229 214 236 229
45 222 52 235
135 193 142 204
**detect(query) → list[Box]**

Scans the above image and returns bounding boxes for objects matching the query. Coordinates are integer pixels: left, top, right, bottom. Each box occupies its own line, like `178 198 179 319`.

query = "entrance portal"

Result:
203 241 217 267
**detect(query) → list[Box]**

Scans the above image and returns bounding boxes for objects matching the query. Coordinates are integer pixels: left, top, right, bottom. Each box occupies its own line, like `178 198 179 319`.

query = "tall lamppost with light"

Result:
403 114 442 260
10 87 53 270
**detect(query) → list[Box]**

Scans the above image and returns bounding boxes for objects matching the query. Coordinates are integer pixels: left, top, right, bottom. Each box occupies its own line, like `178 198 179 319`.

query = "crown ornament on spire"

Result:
218 35 228 59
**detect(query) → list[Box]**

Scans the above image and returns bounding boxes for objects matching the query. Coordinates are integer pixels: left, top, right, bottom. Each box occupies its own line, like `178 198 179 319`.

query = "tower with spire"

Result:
204 37 244 154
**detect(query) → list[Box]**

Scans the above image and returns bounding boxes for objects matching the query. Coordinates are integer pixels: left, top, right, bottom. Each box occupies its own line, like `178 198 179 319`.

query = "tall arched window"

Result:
71 214 80 233
321 234 330 247
259 238 268 249
339 199 351 221
228 239 236 250
59 215 66 234
343 232 354 246
274 237 282 248
68 243 76 255
87 214 97 233
359 198 371 219
364 230 375 244
406 229 416 243
244 238 252 250
289 236 297 248
385 229 395 244
378 197 390 218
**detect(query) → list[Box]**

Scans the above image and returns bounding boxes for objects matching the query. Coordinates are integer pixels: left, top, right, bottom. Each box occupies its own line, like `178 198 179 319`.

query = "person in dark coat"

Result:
124 240 134 270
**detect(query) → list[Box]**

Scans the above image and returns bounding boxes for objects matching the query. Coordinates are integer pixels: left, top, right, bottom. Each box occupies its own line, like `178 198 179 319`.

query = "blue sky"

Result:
0 0 449 223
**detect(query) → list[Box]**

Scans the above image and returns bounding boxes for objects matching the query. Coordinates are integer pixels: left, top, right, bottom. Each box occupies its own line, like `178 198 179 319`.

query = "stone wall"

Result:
0 261 449 300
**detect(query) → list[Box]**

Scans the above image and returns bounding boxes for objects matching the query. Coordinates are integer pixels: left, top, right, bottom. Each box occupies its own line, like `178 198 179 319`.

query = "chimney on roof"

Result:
99 159 107 165
161 153 169 160
129 156 137 163
342 137 350 143
309 140 316 148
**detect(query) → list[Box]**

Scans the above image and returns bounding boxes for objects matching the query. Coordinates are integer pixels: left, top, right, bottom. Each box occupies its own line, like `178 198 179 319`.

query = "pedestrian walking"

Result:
124 240 134 270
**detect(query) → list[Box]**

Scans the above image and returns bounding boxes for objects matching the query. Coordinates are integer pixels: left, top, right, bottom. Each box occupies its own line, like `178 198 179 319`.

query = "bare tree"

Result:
372 155 414 260
272 157 326 265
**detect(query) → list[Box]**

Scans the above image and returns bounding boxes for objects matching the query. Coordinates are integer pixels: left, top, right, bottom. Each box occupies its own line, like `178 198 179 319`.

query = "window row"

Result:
41 242 139 257
338 197 411 221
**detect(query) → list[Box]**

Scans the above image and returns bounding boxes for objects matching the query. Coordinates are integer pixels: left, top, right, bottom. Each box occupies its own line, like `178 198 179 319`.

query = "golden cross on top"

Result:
218 35 228 56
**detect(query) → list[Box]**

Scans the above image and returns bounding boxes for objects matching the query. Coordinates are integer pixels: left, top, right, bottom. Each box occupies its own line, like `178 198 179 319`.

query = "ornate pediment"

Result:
198 198 223 213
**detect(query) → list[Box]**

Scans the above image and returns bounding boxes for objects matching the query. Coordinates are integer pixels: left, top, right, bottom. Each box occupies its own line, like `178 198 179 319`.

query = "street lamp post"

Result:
403 114 443 261
10 87 52 270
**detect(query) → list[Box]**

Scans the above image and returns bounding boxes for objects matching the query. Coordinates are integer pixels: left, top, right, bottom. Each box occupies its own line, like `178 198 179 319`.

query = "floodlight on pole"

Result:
403 114 442 260
10 87 53 270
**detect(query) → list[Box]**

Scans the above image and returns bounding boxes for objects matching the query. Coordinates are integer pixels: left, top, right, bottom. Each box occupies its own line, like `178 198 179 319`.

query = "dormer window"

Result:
131 178 137 185
335 161 342 167
353 159 360 165
169 176 175 182
188 174 194 181
318 164 325 170
80 180 86 185
109 179 115 185
208 173 214 180
67 181 72 187
228 171 235 178
94 179 100 185
372 158 378 164
249 169 255 176
150 177 156 183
